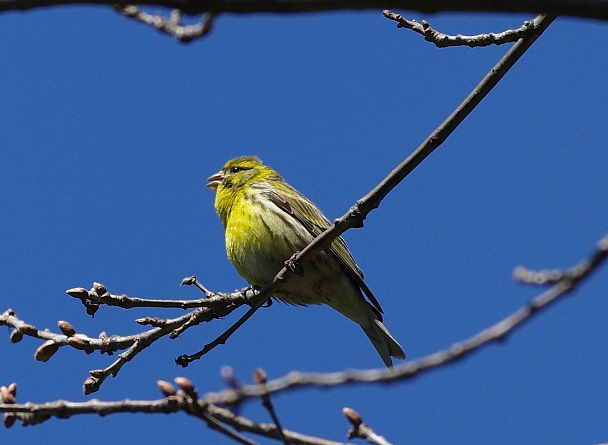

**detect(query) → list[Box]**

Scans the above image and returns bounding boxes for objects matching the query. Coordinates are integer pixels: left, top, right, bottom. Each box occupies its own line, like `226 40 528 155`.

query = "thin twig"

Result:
513 265 568 285
383 10 542 47
201 409 261 445
343 408 392 445
181 276 215 297
0 394 348 445
114 5 216 42
1 286 256 394
176 290 269 365
254 369 291 445
65 282 250 310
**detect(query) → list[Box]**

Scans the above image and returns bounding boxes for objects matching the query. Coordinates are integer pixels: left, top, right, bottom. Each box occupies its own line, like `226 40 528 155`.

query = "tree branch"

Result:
203 232 608 405
4 233 606 438
343 408 393 445
383 10 543 47
286 13 555 285
0 379 349 445
0 284 260 394
0 0 606 20
114 6 216 42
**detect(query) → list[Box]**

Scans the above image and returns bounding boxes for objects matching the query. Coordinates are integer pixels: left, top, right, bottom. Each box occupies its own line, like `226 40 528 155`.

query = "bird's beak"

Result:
206 171 223 190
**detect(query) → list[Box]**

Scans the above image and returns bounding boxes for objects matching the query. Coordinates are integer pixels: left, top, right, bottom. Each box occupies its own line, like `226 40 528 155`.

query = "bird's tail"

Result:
361 305 405 368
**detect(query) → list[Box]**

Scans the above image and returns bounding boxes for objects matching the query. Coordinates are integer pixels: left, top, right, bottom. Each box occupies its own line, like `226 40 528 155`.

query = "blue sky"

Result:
1 6 608 445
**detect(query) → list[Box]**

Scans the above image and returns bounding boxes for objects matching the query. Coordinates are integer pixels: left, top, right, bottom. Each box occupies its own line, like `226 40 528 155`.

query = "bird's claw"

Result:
284 252 301 274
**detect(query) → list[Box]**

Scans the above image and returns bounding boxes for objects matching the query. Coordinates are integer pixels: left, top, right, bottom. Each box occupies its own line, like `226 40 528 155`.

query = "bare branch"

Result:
513 264 579 285
65 280 254 310
0 0 605 20
3 231 607 437
275 13 556 297
0 380 349 445
211 403 348 445
343 408 392 445
254 369 291 445
176 293 271 365
114 6 216 42
1 285 260 394
203 232 608 406
383 10 541 47
4 229 606 434
352 13 555 218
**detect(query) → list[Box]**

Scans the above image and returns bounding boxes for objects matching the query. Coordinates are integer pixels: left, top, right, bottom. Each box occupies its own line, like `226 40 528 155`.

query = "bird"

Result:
206 156 405 367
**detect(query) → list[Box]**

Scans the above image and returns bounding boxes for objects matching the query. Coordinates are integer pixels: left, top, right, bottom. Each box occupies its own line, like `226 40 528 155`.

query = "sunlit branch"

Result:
0 378 348 445
343 408 393 445
383 10 543 47
114 6 216 42
0 285 259 394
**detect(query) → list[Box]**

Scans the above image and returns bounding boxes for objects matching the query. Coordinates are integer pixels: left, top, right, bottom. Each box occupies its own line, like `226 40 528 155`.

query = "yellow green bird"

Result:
206 156 405 367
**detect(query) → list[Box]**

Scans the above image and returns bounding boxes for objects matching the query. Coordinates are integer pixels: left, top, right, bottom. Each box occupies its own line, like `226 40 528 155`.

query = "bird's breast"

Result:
223 192 354 308
224 195 309 286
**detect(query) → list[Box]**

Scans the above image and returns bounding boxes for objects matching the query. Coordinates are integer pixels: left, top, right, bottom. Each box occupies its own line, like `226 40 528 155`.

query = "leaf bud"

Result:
157 380 177 397
174 377 197 399
34 340 59 362
9 329 23 343
92 282 107 295
58 320 76 337
3 412 16 428
65 287 89 299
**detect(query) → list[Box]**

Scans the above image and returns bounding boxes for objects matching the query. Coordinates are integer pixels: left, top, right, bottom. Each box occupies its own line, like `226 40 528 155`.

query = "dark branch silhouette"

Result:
0 0 606 19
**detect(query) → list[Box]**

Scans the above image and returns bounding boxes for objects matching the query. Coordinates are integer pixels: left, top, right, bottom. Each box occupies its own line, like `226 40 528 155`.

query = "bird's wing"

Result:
265 186 384 317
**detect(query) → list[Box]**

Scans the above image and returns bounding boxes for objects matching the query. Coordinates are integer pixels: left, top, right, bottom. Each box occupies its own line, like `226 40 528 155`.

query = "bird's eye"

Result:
230 166 242 173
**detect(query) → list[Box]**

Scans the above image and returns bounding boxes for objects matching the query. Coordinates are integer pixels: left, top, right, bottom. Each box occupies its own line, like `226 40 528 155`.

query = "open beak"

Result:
206 171 223 190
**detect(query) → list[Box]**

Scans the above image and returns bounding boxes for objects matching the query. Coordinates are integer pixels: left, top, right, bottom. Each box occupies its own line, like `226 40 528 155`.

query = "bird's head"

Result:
206 156 279 192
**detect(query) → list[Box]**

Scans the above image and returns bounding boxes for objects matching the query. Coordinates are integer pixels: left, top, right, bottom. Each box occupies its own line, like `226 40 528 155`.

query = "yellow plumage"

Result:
207 156 405 367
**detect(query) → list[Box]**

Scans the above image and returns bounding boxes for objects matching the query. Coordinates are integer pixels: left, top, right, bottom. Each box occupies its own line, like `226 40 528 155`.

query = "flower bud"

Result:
83 376 100 395
86 304 99 317
9 329 23 343
253 368 267 385
1 308 16 318
7 383 16 398
157 380 177 397
343 407 362 426
0 386 15 404
174 377 197 399
34 340 59 362
58 320 76 337
68 336 91 352
66 287 89 299
92 282 107 295
3 412 16 428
